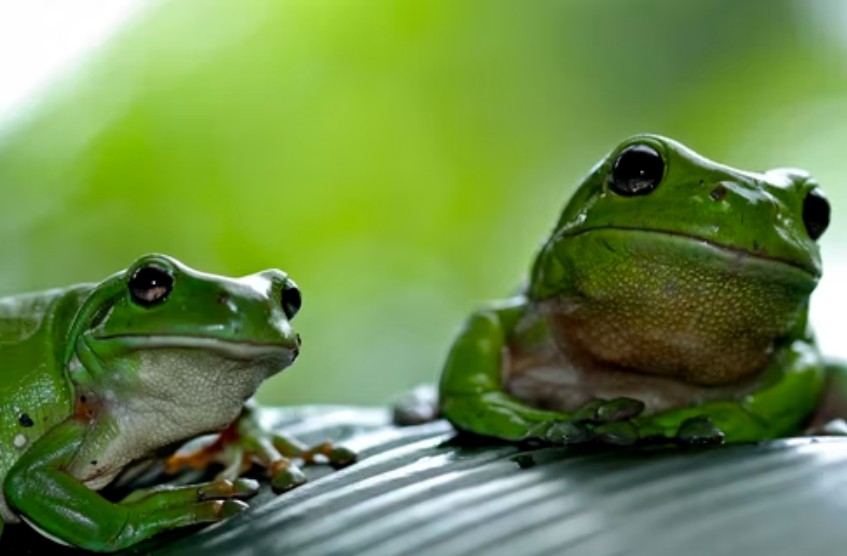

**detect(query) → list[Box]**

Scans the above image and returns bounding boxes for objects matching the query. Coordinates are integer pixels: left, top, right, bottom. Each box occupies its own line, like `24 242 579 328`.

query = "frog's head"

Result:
529 134 831 385
543 133 829 279
65 254 302 434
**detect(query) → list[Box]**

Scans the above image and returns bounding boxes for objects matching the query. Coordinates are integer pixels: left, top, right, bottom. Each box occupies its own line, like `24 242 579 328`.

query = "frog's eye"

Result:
610 144 664 196
281 280 302 320
129 264 174 307
802 188 830 241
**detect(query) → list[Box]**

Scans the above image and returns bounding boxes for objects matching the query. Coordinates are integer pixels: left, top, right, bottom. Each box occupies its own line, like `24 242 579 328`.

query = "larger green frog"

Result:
0 254 353 552
434 134 841 446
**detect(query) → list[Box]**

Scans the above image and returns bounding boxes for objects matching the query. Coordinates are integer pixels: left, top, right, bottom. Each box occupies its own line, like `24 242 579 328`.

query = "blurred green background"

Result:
0 0 845 407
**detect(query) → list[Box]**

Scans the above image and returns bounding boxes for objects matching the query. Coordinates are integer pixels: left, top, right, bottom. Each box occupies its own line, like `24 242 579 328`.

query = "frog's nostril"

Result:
709 185 727 202
296 333 302 346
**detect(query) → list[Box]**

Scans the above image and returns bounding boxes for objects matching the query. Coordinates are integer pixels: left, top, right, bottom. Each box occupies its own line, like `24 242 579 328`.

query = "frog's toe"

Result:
197 478 260 501
269 459 308 492
327 445 357 468
594 421 640 446
272 437 358 469
229 478 261 497
216 499 251 518
597 398 646 422
675 416 726 446
571 400 606 422
543 421 595 445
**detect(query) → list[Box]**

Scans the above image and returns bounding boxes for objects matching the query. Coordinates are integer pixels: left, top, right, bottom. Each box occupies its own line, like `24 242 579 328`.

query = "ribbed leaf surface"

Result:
5 406 847 555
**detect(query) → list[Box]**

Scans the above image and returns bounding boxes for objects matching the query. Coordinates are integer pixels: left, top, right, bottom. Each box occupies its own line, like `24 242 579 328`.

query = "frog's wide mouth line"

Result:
560 226 819 278
90 335 298 358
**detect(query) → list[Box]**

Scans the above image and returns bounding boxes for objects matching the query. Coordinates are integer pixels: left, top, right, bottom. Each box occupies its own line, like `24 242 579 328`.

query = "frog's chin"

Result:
90 335 298 365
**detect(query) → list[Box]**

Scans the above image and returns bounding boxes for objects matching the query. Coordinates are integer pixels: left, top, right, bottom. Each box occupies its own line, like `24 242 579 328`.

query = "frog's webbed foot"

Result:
118 477 258 521
538 404 726 448
166 406 356 493
534 397 646 446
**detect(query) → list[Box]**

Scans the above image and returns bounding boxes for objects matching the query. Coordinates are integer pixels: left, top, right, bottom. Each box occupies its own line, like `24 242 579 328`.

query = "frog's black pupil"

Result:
803 189 830 241
281 281 302 320
610 144 664 196
129 264 173 307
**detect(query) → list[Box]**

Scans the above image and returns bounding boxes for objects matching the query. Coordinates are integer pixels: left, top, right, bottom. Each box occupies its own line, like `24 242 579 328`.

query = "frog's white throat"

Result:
69 347 288 490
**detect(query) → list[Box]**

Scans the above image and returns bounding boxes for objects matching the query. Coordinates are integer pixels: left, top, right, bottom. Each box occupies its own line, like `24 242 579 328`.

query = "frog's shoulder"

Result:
0 285 92 345
0 285 91 498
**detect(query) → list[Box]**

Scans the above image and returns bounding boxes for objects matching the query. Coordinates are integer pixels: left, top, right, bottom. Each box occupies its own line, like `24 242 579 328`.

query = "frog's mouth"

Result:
89 334 299 364
561 226 820 278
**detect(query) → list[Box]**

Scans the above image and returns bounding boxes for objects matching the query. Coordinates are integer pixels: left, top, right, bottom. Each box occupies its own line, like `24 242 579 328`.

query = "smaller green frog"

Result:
403 134 843 446
0 254 354 552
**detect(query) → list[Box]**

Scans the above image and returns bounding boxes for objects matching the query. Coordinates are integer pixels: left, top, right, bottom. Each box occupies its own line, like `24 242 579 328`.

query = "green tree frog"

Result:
432 134 841 446
0 254 354 552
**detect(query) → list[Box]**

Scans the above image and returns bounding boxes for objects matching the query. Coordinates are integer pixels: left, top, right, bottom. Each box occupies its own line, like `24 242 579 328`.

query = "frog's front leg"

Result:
5 419 256 553
166 401 356 492
439 299 645 445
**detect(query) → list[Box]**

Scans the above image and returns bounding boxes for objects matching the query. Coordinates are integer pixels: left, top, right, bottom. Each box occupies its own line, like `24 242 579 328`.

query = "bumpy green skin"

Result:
439 134 837 446
0 254 351 552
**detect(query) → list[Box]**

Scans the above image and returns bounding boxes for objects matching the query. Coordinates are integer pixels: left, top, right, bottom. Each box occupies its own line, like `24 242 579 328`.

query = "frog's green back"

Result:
0 286 92 488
